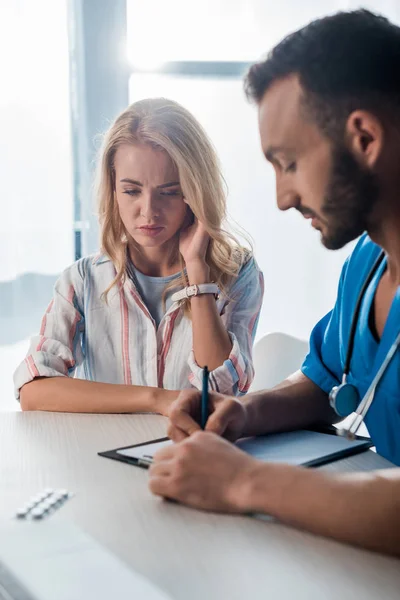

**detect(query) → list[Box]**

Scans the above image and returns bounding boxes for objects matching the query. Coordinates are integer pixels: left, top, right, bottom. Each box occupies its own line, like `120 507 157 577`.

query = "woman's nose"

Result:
140 192 159 220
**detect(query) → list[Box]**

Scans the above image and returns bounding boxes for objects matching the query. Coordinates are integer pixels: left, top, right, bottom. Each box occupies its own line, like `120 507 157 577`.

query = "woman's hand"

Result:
179 208 210 269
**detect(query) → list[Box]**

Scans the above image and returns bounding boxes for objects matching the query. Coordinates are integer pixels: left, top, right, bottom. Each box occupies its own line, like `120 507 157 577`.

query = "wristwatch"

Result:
171 283 220 303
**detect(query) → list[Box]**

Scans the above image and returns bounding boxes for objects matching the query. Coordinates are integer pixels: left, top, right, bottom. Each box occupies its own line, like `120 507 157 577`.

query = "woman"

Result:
15 98 264 414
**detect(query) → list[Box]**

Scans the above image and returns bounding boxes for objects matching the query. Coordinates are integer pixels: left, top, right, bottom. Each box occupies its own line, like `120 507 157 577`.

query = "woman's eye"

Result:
160 190 181 197
123 189 141 196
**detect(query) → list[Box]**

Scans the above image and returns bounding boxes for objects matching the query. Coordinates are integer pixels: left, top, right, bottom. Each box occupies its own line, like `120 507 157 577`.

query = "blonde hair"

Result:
97 98 249 310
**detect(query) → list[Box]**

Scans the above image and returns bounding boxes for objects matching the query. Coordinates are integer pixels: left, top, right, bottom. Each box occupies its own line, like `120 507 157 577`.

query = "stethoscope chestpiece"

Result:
329 382 359 418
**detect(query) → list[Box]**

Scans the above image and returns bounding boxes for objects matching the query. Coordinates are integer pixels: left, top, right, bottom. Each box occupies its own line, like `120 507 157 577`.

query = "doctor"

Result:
149 10 400 557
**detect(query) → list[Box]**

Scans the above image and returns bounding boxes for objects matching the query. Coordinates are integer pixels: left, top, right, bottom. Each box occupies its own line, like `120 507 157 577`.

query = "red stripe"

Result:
68 315 80 370
67 285 74 304
237 270 264 393
129 285 153 321
158 310 179 387
230 353 250 393
247 271 264 351
25 357 34 378
239 381 251 393
25 356 39 379
66 286 80 366
120 284 132 385
37 299 54 350
36 337 46 352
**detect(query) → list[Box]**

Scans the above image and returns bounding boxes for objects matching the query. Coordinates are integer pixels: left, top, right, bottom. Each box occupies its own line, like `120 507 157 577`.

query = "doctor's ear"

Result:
346 110 384 168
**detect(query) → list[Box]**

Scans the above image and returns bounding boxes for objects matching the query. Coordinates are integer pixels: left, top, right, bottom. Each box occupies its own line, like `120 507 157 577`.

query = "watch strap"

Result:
171 283 219 303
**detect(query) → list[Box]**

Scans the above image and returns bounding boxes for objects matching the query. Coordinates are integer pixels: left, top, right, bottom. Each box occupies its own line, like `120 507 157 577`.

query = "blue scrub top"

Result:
302 233 400 466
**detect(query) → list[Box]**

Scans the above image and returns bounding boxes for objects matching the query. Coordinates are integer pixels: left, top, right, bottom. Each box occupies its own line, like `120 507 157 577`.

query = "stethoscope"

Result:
329 250 400 440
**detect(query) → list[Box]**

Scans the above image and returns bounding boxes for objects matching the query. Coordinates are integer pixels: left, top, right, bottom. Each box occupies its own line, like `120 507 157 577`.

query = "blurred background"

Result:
1 0 399 409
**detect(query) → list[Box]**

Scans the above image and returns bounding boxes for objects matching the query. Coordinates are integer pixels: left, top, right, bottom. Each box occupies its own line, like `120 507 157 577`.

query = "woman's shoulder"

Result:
234 247 261 274
56 253 114 288
228 247 263 291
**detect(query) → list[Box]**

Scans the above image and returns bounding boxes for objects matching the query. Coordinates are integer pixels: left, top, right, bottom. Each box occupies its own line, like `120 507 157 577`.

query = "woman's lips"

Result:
138 226 165 237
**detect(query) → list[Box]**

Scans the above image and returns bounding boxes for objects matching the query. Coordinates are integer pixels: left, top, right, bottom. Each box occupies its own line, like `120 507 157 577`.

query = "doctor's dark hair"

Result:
244 10 400 140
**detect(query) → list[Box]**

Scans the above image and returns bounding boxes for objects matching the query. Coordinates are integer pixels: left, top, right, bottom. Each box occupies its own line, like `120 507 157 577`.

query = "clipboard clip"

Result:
137 457 153 468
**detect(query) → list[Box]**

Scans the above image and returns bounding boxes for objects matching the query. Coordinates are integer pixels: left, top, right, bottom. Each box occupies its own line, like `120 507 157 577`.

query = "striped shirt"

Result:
14 253 264 400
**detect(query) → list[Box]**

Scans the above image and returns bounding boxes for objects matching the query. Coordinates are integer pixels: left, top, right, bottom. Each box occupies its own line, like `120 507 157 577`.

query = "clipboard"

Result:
98 429 372 469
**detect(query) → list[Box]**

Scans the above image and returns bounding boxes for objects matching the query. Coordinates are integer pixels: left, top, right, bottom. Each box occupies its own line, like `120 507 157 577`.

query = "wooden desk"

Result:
0 412 399 599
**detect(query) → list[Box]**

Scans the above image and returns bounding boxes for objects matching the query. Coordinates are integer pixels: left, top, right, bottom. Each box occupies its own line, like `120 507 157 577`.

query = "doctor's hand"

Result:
148 431 258 513
167 389 248 442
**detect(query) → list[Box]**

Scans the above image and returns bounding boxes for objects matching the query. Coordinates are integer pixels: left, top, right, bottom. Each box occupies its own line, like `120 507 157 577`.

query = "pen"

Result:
201 366 209 429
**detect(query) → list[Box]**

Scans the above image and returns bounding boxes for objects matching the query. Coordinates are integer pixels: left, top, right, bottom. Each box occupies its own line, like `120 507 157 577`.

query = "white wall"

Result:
128 0 400 342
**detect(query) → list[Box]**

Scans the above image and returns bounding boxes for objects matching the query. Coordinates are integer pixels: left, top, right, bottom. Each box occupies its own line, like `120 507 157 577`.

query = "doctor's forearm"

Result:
243 371 339 437
237 461 400 557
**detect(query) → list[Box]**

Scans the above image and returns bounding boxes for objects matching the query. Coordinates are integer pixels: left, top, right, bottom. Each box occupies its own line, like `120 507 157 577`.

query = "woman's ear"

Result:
181 204 195 230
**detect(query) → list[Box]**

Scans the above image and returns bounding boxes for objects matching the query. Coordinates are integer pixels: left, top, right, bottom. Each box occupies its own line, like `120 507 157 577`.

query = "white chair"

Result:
250 332 309 392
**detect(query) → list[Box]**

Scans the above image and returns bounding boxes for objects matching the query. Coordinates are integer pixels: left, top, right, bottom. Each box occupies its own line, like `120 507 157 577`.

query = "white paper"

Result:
235 430 369 465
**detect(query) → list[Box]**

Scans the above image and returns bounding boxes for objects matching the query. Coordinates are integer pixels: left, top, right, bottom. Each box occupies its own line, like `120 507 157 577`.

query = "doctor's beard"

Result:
319 144 380 250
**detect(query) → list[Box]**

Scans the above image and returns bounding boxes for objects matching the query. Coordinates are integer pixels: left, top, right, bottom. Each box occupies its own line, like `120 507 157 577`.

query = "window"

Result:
0 0 73 409
126 0 362 341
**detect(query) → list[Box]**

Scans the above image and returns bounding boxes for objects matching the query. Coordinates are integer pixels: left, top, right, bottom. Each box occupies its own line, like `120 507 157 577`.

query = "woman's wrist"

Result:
185 260 210 285
151 388 179 416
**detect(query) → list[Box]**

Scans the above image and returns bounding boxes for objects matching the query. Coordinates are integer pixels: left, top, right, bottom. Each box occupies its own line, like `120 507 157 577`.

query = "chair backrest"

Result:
250 332 309 392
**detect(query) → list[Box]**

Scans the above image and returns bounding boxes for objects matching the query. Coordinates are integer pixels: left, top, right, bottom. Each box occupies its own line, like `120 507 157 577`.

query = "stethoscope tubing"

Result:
338 315 400 439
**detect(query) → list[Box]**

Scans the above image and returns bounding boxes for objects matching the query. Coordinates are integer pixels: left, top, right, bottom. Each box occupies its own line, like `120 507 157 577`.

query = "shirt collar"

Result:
92 253 111 266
